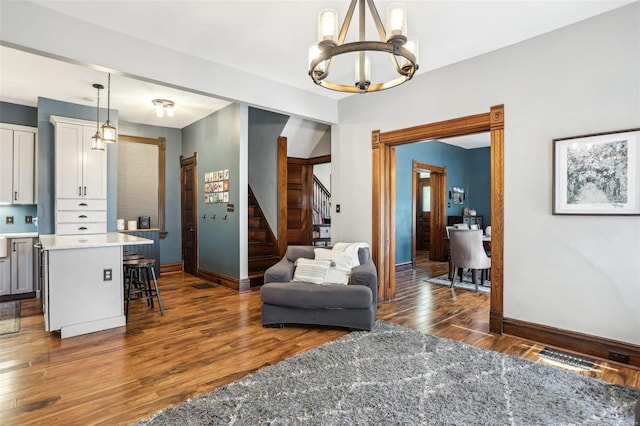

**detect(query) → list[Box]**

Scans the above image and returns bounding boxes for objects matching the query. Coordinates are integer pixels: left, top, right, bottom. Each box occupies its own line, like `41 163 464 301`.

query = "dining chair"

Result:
448 229 491 292
485 226 492 237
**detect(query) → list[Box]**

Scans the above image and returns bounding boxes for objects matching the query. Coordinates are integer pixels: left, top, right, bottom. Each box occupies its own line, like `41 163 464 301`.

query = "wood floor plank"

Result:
0 250 637 425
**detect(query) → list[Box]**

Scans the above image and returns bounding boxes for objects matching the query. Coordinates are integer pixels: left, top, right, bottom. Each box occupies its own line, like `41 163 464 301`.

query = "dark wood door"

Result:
416 177 431 250
181 155 198 275
286 158 312 246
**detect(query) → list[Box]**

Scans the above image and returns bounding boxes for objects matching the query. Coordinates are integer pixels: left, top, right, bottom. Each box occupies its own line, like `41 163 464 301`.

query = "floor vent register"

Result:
538 347 596 370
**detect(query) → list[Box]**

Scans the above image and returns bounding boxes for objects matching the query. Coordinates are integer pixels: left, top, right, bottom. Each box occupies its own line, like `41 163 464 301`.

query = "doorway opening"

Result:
372 105 504 333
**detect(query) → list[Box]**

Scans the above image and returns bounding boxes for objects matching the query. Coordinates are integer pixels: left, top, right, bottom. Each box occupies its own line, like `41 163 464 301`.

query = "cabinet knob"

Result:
79 227 88 231
79 203 88 207
78 215 88 219
14 191 17 201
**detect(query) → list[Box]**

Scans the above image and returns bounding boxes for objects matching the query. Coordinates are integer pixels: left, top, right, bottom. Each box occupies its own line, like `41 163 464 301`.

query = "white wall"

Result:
333 4 640 345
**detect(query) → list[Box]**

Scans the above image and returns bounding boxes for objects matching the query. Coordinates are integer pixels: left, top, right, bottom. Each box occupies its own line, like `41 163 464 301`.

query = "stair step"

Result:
249 229 266 241
249 217 261 228
249 242 277 256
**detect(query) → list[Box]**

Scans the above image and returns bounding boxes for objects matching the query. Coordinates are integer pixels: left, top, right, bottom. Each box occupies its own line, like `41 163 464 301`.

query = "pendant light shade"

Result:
91 83 105 152
101 73 116 144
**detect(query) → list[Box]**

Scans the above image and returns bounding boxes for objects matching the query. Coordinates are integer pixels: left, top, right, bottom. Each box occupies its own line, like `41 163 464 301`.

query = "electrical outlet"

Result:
5 216 14 224
25 215 32 224
103 269 112 281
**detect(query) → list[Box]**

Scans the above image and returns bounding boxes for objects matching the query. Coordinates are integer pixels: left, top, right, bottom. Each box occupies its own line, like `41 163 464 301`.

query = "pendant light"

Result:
91 83 105 152
101 73 116 144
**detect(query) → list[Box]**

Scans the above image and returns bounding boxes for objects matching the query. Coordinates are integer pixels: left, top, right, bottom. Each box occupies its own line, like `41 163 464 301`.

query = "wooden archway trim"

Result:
372 105 505 334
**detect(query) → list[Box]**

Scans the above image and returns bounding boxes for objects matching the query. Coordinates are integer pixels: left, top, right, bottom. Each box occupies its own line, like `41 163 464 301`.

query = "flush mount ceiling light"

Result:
152 99 175 118
91 83 105 152
101 73 116 143
308 0 419 93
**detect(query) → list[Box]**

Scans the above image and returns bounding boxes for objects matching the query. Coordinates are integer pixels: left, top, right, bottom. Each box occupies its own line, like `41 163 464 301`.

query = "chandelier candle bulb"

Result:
318 9 338 46
155 102 164 117
402 37 419 72
355 54 371 91
386 3 407 43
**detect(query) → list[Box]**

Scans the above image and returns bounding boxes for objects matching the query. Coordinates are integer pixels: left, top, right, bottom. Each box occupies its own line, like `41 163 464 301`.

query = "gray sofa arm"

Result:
264 258 295 284
350 261 378 304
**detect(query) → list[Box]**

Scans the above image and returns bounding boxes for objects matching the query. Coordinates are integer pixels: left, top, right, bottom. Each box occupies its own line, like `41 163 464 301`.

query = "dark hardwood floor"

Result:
1 250 638 425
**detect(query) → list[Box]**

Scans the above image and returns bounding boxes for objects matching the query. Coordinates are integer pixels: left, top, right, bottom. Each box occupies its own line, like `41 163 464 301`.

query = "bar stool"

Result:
123 252 144 292
123 258 164 321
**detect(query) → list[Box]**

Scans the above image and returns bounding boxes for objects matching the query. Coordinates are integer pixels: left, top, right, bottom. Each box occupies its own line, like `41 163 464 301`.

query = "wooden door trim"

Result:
373 105 505 334
119 134 167 238
277 137 287 258
180 153 198 275
412 160 446 264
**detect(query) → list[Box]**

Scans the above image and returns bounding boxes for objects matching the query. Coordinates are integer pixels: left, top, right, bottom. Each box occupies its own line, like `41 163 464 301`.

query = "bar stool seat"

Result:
123 258 164 321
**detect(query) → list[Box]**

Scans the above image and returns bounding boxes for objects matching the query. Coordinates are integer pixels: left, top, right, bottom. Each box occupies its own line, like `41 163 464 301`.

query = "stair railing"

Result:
313 175 331 222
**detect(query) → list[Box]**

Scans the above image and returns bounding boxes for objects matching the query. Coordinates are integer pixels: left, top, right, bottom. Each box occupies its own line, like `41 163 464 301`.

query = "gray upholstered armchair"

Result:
260 245 378 331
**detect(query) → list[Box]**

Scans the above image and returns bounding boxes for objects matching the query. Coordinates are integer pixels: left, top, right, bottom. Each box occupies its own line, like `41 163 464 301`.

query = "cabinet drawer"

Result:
57 198 107 211
56 222 107 235
57 211 107 223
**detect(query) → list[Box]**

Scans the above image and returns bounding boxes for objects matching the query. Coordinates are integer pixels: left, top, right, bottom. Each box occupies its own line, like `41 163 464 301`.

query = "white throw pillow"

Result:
292 258 331 284
314 248 351 285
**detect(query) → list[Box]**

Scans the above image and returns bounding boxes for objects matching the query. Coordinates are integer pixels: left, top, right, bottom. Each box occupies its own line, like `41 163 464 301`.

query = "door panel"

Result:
286 159 312 246
181 156 198 275
416 178 431 250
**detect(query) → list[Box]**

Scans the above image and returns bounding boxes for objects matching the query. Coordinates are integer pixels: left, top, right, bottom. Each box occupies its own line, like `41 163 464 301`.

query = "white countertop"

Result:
40 232 153 251
0 232 38 239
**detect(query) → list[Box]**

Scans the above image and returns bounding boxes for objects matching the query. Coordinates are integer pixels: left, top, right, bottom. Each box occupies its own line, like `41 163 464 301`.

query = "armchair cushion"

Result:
292 258 331 284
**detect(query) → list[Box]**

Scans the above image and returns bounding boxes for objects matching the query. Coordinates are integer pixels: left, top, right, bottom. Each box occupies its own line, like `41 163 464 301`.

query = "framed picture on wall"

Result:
553 128 640 215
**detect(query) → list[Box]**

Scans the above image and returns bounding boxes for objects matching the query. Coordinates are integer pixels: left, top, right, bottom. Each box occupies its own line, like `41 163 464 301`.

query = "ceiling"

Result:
0 0 633 135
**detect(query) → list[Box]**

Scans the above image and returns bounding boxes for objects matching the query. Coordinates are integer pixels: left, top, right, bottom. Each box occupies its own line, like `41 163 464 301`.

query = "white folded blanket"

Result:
332 242 370 269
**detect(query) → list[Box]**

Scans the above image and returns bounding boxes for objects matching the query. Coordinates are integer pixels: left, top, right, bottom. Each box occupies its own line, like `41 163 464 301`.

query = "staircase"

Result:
248 187 279 287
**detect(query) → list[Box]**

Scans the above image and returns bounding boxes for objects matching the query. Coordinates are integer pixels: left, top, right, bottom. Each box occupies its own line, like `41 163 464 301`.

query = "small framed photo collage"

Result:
204 169 230 204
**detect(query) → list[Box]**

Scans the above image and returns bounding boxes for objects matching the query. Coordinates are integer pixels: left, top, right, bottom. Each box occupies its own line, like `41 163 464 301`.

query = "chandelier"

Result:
308 0 419 93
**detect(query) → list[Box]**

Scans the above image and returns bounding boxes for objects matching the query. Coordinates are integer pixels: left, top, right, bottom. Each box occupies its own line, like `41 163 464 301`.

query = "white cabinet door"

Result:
82 126 107 199
0 129 13 204
13 130 35 204
55 123 84 199
0 257 10 296
10 238 34 294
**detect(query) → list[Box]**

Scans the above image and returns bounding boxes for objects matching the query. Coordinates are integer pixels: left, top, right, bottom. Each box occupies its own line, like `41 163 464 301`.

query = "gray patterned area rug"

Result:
426 272 490 293
136 321 639 425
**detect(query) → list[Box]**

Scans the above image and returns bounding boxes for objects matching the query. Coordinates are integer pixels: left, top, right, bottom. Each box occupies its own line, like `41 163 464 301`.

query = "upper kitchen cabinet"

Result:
0 124 36 205
50 116 107 200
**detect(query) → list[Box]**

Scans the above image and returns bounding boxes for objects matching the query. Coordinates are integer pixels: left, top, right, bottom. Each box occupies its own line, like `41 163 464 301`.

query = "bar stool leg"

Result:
150 267 164 315
143 267 154 309
125 267 133 321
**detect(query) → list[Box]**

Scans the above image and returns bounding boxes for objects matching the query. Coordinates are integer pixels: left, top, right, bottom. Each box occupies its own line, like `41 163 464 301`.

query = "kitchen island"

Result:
40 232 152 338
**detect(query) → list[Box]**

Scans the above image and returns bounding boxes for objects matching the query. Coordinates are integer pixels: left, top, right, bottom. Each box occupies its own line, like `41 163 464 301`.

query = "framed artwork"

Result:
223 180 229 191
223 192 229 202
450 187 465 205
553 128 640 215
223 169 230 180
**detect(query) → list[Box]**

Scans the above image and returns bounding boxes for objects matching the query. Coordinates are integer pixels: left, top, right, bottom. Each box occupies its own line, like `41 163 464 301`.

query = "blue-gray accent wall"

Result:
182 104 241 278
248 107 289 233
395 141 490 264
36 97 119 235
0 102 38 233
0 101 37 127
118 121 183 264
